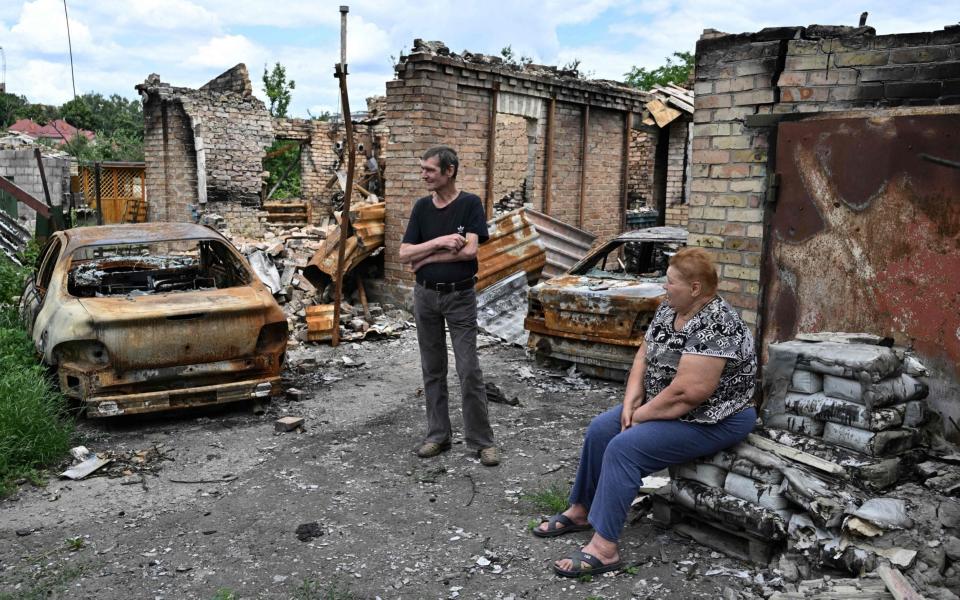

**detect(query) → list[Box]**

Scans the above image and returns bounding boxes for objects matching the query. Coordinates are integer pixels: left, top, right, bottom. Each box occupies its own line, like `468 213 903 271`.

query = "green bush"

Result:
0 252 73 494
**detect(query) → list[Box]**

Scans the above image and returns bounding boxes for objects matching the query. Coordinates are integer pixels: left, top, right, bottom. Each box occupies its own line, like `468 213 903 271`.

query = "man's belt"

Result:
419 276 477 293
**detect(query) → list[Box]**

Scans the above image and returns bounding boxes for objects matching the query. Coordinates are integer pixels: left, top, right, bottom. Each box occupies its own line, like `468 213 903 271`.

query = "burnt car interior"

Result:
68 240 252 297
574 241 682 281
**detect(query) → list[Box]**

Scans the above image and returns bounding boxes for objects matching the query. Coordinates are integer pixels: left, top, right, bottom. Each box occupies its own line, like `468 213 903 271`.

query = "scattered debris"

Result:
275 416 305 432
60 447 111 480
295 522 324 542
654 334 960 599
485 382 519 406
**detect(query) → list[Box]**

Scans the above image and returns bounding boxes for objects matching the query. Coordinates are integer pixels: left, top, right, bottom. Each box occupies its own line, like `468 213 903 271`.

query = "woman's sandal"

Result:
531 514 593 538
553 548 623 578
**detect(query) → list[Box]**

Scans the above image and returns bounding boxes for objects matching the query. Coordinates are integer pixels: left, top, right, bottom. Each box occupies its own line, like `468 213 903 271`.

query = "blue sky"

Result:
0 0 955 117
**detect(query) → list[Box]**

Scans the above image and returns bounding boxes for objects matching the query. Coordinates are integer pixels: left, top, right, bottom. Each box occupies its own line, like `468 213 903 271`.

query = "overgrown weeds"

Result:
0 249 73 495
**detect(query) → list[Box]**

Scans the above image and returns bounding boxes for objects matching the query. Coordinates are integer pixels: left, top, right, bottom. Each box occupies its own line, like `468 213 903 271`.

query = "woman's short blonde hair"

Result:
669 247 719 296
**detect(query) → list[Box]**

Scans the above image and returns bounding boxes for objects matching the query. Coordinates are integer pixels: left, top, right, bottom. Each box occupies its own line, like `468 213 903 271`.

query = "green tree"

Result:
624 51 694 90
262 62 295 118
59 97 96 131
0 93 30 128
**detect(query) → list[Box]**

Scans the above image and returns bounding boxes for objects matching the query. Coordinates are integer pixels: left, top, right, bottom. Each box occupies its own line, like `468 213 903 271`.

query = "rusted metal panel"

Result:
523 208 596 279
306 304 336 342
476 208 546 291
764 111 960 433
21 223 288 417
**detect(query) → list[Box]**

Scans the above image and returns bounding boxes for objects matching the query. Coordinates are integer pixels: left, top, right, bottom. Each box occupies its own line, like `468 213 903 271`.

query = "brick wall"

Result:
138 64 273 227
627 128 657 209
664 117 690 227
493 113 528 206
690 23 960 329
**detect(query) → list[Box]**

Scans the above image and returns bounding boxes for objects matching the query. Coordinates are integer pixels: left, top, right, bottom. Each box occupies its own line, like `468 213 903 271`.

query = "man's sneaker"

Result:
478 446 500 467
416 440 451 458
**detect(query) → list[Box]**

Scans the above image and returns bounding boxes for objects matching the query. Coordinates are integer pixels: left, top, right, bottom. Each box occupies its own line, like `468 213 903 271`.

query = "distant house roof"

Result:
7 118 95 144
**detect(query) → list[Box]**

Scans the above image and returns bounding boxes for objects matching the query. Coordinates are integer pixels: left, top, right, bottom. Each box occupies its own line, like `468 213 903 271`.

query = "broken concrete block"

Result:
275 416 304 432
723 471 791 510
790 369 823 394
821 422 916 456
266 242 285 257
766 413 825 436
785 392 902 431
285 388 306 401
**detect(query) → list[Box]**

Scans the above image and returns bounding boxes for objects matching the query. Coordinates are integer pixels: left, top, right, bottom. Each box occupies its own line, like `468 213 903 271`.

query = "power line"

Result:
63 0 77 99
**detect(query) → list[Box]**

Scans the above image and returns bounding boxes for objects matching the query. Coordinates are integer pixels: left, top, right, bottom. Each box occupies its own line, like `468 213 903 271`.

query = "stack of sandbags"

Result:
765 336 928 459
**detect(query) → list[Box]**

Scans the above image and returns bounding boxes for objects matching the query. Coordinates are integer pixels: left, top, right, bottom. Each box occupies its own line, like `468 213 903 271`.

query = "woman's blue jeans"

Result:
569 405 756 542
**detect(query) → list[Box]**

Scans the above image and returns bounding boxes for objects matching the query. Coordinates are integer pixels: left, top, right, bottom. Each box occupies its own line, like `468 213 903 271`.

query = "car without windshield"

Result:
524 226 687 381
19 223 288 417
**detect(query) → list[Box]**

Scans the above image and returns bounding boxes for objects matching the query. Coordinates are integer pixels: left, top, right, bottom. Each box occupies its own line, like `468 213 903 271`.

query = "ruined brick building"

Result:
687 23 960 439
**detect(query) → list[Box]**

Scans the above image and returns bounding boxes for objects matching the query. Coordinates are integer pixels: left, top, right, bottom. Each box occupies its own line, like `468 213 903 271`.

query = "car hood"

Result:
531 274 666 338
77 286 281 371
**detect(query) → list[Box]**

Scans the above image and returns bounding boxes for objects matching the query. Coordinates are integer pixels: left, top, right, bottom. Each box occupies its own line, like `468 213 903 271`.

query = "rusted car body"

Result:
524 226 687 381
19 223 287 417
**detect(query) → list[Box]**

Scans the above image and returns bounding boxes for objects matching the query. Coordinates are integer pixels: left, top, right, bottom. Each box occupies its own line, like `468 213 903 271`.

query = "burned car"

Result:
19 223 287 417
524 226 687 381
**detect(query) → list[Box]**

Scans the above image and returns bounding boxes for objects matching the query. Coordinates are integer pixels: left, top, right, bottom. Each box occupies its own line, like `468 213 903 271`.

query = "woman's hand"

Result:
620 400 633 431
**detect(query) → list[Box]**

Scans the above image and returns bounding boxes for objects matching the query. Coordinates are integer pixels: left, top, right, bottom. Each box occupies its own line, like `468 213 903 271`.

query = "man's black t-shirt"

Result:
402 191 490 284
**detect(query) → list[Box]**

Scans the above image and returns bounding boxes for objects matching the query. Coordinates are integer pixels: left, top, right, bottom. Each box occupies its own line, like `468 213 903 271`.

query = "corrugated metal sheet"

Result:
0 210 30 266
523 208 596 279
476 208 546 291
476 270 528 346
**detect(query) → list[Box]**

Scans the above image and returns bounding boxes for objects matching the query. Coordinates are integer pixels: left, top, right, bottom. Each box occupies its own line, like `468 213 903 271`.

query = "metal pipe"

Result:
485 83 499 218
331 7 356 348
578 104 590 228
543 96 555 216
340 6 349 66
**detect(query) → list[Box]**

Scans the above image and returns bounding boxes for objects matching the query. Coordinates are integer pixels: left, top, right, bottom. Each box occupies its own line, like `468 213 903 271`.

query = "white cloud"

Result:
10 0 94 54
186 34 263 69
9 59 74 104
113 0 220 30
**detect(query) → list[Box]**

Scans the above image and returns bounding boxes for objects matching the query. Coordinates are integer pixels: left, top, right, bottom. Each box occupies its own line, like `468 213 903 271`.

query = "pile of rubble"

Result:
227 200 406 345
652 334 960 600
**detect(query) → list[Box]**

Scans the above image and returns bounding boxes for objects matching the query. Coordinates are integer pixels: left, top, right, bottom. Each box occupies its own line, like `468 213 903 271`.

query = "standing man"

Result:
399 145 499 467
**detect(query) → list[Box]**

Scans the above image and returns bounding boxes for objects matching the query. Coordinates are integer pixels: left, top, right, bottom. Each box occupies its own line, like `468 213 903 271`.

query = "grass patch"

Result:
0 251 74 496
211 589 237 600
523 483 569 514
0 560 89 600
292 578 355 600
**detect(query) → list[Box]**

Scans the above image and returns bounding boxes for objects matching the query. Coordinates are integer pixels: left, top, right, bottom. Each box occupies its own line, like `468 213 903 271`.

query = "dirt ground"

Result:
0 330 780 599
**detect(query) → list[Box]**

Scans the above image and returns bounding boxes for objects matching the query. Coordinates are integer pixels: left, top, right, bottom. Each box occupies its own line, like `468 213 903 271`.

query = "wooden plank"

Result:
877 564 924 600
645 98 682 128
747 433 848 476
665 96 694 114
0 173 50 218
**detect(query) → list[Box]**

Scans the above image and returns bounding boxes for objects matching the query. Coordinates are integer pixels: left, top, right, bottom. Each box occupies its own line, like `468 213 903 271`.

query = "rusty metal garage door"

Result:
762 110 960 424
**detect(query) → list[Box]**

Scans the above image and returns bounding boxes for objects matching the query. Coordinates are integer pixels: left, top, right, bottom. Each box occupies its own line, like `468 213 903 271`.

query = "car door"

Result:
20 237 62 337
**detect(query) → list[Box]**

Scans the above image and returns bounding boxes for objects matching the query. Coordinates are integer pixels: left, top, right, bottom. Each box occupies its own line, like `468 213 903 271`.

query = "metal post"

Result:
331 6 356 347
94 162 104 225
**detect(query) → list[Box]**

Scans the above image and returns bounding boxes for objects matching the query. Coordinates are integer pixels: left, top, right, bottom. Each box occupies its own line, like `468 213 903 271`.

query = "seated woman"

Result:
533 247 758 578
